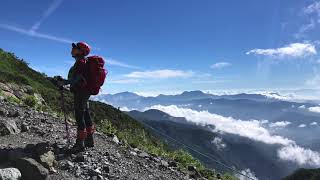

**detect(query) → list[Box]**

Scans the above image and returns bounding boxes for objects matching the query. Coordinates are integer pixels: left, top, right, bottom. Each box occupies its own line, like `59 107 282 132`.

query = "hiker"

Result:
57 42 106 153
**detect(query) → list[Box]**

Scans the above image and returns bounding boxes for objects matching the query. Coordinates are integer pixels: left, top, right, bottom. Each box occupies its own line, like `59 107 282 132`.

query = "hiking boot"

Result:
67 129 87 154
69 138 85 154
85 134 94 148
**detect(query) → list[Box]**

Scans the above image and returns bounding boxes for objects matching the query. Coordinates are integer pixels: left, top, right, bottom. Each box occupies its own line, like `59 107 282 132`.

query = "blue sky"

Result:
1 0 320 95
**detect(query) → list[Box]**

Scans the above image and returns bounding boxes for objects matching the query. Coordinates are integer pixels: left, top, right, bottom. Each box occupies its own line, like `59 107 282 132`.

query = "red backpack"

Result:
85 56 107 95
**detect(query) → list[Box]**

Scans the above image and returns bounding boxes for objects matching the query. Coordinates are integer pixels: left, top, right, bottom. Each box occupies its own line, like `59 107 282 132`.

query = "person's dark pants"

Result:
74 90 93 139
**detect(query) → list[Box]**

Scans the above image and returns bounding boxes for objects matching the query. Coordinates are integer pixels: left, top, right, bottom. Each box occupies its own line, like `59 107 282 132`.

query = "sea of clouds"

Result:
144 105 320 167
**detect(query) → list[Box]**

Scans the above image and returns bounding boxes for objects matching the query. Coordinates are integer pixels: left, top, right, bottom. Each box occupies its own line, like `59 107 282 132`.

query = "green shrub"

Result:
23 95 37 107
6 95 21 105
99 119 118 135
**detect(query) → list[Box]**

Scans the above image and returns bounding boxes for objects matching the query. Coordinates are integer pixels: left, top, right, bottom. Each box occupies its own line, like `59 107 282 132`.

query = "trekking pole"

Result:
59 85 71 146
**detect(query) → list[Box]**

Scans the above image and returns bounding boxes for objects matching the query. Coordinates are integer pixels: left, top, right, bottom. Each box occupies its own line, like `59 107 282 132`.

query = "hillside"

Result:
0 48 236 179
0 98 190 179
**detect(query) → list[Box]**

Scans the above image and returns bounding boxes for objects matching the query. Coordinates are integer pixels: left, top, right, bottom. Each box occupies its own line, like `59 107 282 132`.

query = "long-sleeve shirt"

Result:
65 57 87 90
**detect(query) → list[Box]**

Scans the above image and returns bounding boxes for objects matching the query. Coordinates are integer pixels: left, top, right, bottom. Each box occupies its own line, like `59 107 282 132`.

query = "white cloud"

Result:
211 137 226 150
30 0 64 32
278 144 320 166
0 23 74 44
298 105 306 109
295 20 316 38
134 90 185 97
107 58 140 69
0 24 138 69
246 43 317 58
0 0 72 45
308 106 320 113
269 121 291 128
145 105 293 145
191 80 227 84
120 106 136 111
210 62 232 69
295 1 320 38
257 92 292 101
124 69 194 79
310 122 318 126
109 78 141 84
145 105 320 166
298 124 307 128
237 169 258 180
304 1 320 17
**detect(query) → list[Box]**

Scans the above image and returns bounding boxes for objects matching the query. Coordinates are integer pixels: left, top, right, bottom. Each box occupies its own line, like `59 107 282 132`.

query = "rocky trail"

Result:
0 98 204 180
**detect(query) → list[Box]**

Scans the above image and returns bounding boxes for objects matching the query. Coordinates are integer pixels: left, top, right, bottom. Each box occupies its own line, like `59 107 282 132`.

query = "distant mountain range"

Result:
92 90 320 122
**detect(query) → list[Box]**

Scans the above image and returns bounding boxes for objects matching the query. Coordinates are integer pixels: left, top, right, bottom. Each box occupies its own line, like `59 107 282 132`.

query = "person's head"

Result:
71 42 90 58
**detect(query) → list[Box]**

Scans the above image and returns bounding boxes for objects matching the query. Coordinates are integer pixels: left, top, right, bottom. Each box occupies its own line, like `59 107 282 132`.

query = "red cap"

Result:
72 42 90 56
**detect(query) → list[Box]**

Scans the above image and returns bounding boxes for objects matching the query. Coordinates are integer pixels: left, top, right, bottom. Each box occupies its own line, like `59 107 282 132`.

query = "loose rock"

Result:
39 150 56 169
112 135 120 144
0 119 20 136
0 168 21 180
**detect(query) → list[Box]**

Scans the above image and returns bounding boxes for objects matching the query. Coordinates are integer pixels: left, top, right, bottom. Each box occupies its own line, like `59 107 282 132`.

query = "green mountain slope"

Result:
0 48 237 180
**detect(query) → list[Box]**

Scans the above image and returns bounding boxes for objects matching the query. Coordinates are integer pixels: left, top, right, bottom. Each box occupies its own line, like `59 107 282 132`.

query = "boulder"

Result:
13 158 49 180
0 168 21 180
24 142 56 170
39 151 56 169
0 119 20 136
